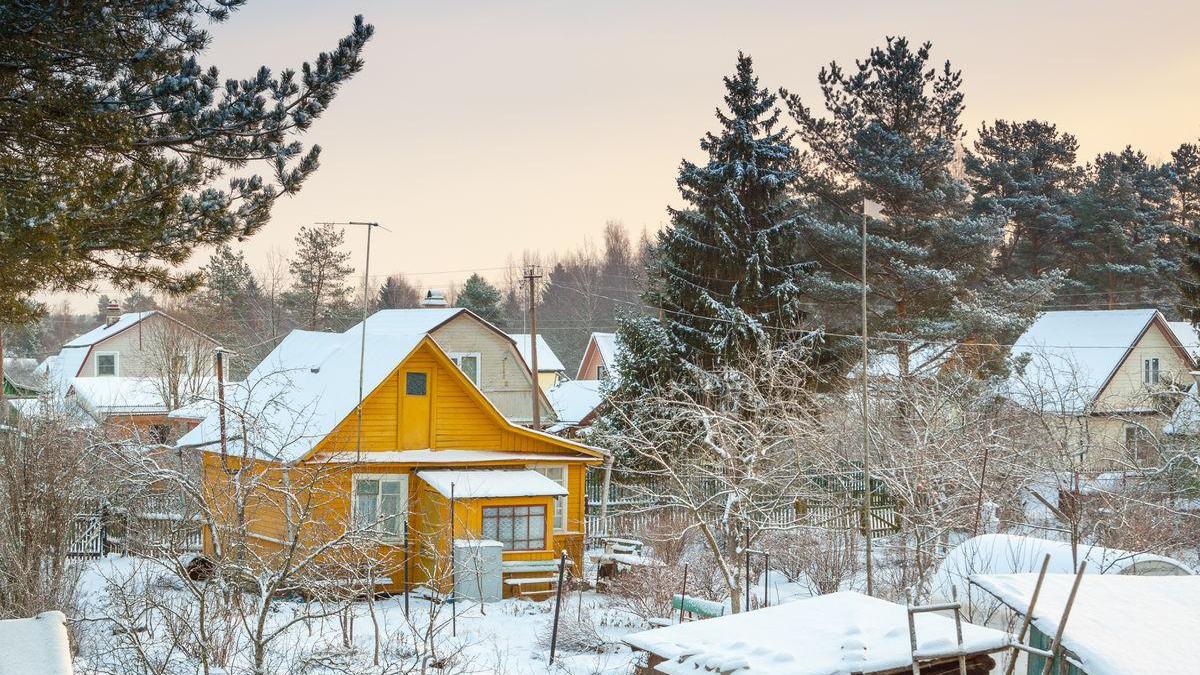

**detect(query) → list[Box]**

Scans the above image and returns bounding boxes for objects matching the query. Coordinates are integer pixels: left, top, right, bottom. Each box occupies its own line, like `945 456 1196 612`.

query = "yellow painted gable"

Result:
307 338 601 460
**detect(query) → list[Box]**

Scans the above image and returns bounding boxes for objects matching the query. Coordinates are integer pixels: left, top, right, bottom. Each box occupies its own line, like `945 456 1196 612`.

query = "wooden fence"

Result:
68 495 203 559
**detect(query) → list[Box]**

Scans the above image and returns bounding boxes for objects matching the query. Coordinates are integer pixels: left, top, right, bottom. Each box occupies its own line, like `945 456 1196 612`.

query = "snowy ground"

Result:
72 556 645 675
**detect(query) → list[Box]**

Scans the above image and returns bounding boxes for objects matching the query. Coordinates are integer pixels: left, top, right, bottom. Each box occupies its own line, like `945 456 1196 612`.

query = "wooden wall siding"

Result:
576 341 604 381
78 313 217 378
1095 319 1191 413
430 314 555 422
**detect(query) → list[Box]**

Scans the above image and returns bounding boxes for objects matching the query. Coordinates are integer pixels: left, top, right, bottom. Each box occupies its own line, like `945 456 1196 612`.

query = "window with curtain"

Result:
352 475 407 541
1143 358 1160 384
533 465 568 531
481 505 546 551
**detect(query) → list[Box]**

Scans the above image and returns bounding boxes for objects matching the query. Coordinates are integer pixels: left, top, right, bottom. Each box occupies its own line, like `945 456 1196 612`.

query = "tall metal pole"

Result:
353 222 378 461
450 481 457 637
524 264 543 430
861 205 874 597
743 527 751 613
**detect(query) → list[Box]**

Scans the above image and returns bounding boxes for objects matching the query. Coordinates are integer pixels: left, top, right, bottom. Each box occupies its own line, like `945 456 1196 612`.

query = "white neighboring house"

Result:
1163 320 1200 437
34 306 218 442
1004 309 1194 470
507 333 566 391
0 611 73 675
576 332 623 381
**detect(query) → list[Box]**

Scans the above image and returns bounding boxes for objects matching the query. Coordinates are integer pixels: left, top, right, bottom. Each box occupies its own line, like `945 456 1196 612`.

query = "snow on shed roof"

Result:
624 591 1011 675
547 380 603 425
71 376 215 415
508 333 565 373
934 534 1192 606
62 311 157 347
315 449 591 464
416 469 567 499
972 573 1200 675
1005 309 1162 413
0 610 74 675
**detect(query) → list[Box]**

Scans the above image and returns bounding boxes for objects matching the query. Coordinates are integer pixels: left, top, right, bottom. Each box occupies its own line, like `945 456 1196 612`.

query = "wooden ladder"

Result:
998 554 1088 675
906 594 971 675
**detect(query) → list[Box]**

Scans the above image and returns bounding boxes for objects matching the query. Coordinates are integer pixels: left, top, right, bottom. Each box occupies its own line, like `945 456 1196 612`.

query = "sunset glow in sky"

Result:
56 0 1200 304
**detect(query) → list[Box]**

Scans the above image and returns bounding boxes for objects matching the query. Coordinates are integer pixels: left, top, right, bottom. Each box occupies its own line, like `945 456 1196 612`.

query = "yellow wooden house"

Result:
179 315 604 598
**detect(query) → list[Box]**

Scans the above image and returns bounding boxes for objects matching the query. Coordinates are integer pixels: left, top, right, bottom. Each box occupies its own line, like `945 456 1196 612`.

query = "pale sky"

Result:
51 0 1200 308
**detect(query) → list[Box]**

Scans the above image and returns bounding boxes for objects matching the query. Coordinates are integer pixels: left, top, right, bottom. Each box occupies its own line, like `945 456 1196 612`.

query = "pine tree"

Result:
454 274 504 324
784 37 1054 378
197 245 264 351
1068 148 1176 309
645 52 812 372
1170 143 1200 321
95 295 114 323
0 3 373 323
377 275 421 310
286 224 354 330
122 290 158 312
965 120 1081 278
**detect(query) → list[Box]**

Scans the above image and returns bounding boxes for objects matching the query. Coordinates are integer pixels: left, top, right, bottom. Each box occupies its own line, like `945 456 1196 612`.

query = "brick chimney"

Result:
105 300 121 327
420 289 448 308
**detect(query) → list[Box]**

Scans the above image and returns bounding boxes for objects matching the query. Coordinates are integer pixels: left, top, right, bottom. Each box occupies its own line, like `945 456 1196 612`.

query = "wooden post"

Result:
1039 562 1087 675
678 563 689 624
743 527 751 613
548 549 568 665
1004 554 1051 675
403 520 411 619
450 482 457 637
972 444 992 537
214 348 230 473
763 552 770 608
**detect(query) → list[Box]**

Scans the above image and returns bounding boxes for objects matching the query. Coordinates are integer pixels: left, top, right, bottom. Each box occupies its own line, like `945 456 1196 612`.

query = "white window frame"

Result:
1143 357 1160 385
448 352 482 386
95 351 119 377
532 464 569 532
351 473 408 542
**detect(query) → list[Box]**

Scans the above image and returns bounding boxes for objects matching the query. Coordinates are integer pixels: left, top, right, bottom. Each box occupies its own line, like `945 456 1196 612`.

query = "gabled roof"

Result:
508 333 565 373
1005 309 1187 413
3 358 45 394
177 316 603 464
973 574 1200 675
63 311 157 347
1167 321 1200 360
623 591 1010 675
576 332 623 379
547 379 603 425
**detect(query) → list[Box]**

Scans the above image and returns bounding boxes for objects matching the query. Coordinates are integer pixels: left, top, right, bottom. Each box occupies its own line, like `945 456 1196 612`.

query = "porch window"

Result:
352 475 407 541
448 353 481 386
1143 357 1160 384
1124 425 1153 464
481 505 546 551
532 465 568 531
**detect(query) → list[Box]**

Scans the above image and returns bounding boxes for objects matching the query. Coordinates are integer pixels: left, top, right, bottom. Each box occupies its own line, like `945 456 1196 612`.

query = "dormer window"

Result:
1143 358 1160 385
96 352 118 377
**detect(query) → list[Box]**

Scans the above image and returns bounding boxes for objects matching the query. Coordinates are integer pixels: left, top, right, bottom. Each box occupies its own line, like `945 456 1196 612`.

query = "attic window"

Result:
96 352 118 377
405 372 427 396
1143 358 1160 385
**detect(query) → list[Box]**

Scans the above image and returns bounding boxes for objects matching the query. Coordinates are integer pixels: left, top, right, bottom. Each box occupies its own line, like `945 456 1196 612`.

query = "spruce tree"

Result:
285 224 354 330
454 274 504 324
1067 148 1176 309
0 3 373 323
1170 143 1200 321
645 52 811 371
965 120 1081 278
784 37 1054 378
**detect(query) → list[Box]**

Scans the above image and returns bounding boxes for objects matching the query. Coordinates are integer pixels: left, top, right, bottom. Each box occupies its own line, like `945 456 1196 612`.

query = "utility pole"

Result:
214 347 231 473
861 200 880 597
524 264 543 430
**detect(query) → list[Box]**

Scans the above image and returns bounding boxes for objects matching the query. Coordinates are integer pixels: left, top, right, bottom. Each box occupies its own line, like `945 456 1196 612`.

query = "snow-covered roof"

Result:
315 449 591 464
934 534 1192 606
70 376 175 415
508 333 565 373
416 469 567 499
547 380 604 425
36 349 90 396
591 332 619 367
176 327 425 461
623 591 1011 675
1165 382 1200 435
0 610 73 675
3 357 45 393
972 573 1200 675
349 307 466 336
1167 321 1200 360
1005 309 1163 413
63 311 157 347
